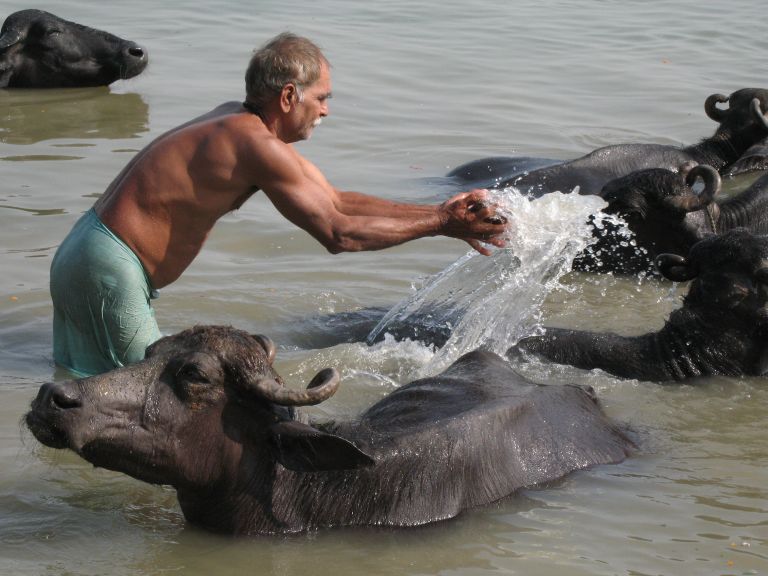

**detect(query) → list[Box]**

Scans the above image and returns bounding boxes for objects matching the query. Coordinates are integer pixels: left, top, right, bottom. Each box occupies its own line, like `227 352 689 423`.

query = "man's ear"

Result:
269 420 375 472
279 83 298 111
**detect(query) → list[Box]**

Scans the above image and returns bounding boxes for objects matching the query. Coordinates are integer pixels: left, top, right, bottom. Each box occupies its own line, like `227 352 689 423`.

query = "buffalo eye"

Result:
28 22 58 38
168 353 224 407
25 25 63 53
176 364 210 385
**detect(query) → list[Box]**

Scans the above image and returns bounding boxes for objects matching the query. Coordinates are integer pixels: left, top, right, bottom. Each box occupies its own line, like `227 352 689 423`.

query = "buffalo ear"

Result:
655 253 697 282
269 420 375 472
250 333 276 365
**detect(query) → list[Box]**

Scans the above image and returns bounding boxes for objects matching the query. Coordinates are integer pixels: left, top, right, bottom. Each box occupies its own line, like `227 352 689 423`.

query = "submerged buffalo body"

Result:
448 89 768 197
514 229 768 381
26 325 633 535
0 10 148 88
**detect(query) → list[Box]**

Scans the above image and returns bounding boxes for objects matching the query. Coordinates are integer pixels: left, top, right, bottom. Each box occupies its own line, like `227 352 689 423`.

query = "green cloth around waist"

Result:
50 209 162 377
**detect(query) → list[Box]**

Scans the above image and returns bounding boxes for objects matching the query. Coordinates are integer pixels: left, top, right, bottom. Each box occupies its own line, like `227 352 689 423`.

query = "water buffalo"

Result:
26 325 633 535
572 163 722 275
0 10 148 88
575 166 768 275
448 89 768 197
512 229 768 381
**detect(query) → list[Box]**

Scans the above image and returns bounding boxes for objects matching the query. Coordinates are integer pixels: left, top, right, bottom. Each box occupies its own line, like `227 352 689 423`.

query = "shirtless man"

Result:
49 32 507 377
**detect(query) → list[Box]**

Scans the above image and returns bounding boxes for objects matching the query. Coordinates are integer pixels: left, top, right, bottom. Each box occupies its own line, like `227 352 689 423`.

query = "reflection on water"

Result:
0 88 149 144
1 155 84 161
0 206 65 217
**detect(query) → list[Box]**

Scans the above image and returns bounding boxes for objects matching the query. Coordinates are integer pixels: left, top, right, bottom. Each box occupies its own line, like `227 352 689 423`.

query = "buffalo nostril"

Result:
51 384 82 409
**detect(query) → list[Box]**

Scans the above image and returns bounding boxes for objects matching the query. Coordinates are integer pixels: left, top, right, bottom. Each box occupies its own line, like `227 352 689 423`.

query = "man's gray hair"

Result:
245 32 329 107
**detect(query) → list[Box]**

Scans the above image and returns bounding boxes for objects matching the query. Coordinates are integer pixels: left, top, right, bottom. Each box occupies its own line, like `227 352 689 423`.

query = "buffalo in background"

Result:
448 88 768 197
0 9 148 88
25 325 633 535
513 229 768 381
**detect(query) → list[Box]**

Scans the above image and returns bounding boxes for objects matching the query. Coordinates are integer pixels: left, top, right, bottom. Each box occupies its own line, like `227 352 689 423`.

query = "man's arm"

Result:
256 140 507 255
296 152 438 218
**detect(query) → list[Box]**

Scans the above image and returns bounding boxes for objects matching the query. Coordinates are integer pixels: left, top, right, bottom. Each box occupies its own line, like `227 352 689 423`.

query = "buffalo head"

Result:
574 163 722 274
601 162 722 248
656 229 768 327
601 162 721 217
705 88 768 136
0 10 148 88
26 325 370 491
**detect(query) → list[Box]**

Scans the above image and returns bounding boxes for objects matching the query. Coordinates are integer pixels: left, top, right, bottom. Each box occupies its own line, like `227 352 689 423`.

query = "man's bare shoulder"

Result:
166 101 249 135
153 102 305 188
149 103 275 156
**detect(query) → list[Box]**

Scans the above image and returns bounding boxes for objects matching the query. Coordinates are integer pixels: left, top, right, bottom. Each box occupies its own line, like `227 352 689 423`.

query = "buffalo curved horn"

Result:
664 165 721 213
251 334 276 365
0 28 23 51
750 97 768 131
704 93 729 122
655 253 697 282
249 367 340 406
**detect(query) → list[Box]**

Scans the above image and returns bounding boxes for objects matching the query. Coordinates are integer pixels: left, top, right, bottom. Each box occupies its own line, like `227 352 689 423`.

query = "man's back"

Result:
94 103 263 288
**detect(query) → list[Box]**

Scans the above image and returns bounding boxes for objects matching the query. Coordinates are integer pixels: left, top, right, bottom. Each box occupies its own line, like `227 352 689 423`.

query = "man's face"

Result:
292 62 332 141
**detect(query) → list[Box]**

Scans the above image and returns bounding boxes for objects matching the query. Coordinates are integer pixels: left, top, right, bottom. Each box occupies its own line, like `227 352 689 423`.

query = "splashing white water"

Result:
367 188 606 376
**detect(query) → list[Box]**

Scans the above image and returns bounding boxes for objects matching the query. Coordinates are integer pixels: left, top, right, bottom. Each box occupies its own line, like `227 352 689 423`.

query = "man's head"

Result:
245 32 329 109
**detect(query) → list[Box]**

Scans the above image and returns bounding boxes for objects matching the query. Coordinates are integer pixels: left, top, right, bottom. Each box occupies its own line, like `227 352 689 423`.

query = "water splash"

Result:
367 188 606 375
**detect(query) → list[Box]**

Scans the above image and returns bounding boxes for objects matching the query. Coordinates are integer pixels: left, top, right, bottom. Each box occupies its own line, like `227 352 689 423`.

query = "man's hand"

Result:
438 189 508 255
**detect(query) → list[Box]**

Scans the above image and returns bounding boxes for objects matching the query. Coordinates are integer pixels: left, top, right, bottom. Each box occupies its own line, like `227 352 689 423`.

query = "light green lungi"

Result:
50 209 162 377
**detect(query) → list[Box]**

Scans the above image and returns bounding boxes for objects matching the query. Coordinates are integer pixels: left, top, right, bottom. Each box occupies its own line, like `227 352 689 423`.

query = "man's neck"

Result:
242 100 261 116
242 99 296 142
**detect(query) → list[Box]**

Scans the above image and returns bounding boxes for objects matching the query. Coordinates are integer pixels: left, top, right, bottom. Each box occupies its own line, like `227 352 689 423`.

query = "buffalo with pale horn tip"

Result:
573 163 722 275
25 324 633 535
0 9 148 88
575 165 768 275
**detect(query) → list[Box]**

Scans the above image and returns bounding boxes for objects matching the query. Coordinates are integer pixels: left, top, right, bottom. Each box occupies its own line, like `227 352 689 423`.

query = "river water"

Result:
1 0 766 574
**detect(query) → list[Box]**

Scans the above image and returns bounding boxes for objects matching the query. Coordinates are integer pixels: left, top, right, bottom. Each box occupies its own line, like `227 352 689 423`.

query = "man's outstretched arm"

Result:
259 145 507 254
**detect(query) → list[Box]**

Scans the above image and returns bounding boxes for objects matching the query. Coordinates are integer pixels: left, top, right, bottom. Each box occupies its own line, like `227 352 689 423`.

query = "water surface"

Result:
1 1 766 574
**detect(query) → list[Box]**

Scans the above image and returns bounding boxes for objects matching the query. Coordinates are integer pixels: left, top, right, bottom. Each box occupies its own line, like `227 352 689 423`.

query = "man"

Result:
50 32 507 377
